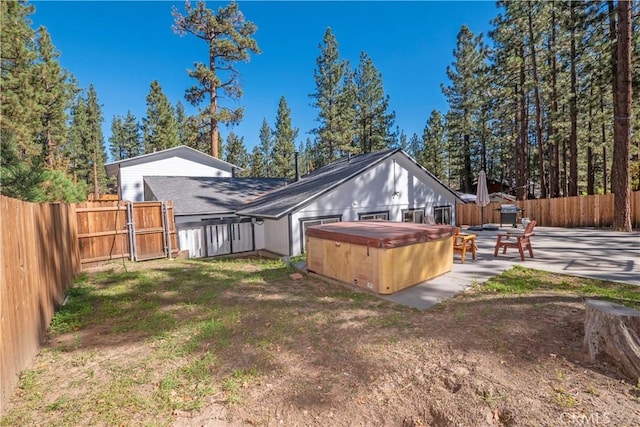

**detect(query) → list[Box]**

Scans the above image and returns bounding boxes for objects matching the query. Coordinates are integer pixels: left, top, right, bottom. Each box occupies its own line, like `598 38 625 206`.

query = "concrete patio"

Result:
383 225 640 310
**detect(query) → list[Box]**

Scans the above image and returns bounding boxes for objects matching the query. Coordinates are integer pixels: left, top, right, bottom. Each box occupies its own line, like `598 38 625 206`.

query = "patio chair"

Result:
453 227 477 263
493 220 536 261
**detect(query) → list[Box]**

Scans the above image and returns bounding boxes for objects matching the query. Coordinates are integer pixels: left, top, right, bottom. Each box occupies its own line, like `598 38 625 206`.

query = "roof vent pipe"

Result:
231 167 237 178
294 152 300 182
348 152 351 162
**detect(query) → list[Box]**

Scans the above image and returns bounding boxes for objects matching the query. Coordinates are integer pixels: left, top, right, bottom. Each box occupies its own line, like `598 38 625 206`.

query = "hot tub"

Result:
306 221 456 295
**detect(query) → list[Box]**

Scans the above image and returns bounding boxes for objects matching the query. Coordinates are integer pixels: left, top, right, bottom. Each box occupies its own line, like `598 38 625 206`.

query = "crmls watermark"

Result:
560 412 612 426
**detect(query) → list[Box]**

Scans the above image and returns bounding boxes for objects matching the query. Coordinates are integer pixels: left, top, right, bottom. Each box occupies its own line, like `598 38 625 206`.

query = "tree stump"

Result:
584 299 640 379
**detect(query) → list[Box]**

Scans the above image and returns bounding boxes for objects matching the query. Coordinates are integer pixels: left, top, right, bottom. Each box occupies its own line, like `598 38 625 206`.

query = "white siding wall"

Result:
254 223 265 250
119 157 231 201
289 153 458 256
262 217 290 256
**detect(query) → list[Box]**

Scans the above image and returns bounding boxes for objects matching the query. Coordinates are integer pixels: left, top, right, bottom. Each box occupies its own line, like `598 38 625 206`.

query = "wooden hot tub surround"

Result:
306 221 456 295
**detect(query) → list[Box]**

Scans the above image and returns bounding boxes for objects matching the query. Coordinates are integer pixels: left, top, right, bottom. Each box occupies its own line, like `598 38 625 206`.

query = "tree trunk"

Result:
463 132 472 193
528 2 546 199
611 0 632 231
601 91 608 194
587 146 595 195
584 299 640 379
568 1 579 197
549 5 560 199
516 50 528 201
210 49 219 158
588 89 595 195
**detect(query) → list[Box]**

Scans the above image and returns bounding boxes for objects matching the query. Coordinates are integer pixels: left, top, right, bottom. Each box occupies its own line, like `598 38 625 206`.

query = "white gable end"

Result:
289 153 458 256
119 156 232 201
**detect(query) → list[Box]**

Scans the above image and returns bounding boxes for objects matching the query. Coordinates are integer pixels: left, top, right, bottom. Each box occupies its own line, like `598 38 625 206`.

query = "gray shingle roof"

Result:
143 176 289 216
235 148 401 219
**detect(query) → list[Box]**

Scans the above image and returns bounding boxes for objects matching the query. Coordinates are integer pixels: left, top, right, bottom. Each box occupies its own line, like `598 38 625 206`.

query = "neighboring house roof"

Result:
104 145 239 176
236 148 463 219
144 176 289 216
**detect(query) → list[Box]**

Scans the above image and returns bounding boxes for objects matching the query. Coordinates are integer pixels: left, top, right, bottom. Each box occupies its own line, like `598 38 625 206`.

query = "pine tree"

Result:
224 131 249 173
85 85 108 196
259 118 272 177
0 134 44 201
271 96 298 178
175 100 194 146
248 145 265 177
442 25 487 193
1 1 40 160
32 27 77 169
297 141 310 176
407 133 421 161
303 137 319 173
353 51 395 153
310 27 352 164
109 111 141 161
395 130 409 152
172 0 260 158
611 0 632 231
420 110 447 180
143 80 178 152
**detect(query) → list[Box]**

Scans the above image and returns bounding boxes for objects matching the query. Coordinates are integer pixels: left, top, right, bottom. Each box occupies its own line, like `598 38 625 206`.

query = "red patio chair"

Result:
493 220 536 261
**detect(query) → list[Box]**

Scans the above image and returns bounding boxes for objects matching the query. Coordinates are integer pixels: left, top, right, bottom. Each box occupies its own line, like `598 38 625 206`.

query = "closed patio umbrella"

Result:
476 170 490 228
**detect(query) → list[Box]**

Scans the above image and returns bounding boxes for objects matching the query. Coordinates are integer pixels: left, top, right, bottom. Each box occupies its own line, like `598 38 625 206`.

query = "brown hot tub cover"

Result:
305 221 456 249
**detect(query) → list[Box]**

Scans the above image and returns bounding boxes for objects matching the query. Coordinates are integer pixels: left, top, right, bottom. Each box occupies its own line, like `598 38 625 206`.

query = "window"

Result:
358 211 389 221
299 216 341 252
402 209 424 223
434 205 452 225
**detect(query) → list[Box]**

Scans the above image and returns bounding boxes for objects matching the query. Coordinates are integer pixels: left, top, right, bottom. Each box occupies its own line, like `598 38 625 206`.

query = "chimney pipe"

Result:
231 167 236 178
294 152 300 182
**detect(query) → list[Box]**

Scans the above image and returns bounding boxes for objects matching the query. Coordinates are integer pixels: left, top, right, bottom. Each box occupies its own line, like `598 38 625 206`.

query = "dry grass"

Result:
2 257 639 426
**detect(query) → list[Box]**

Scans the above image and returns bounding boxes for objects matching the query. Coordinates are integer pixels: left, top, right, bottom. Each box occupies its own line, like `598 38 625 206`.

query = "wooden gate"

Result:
75 200 178 267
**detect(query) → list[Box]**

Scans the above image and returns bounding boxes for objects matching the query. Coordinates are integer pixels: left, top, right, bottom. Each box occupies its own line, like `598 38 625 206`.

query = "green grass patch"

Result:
49 285 95 334
482 266 640 310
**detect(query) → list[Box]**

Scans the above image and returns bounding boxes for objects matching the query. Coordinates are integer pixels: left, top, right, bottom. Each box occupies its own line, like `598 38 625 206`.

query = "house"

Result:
106 147 463 259
104 145 238 202
236 148 463 257
143 176 288 258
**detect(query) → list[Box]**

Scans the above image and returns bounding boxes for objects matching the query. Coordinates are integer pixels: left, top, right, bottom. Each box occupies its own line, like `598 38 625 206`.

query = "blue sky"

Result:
31 1 499 159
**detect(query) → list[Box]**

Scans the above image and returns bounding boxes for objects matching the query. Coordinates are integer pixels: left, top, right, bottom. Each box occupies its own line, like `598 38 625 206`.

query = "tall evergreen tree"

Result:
248 145 265 177
33 28 76 168
66 93 89 183
271 96 298 178
224 131 249 173
353 51 395 153
85 85 108 196
109 111 141 161
442 25 487 193
407 133 422 161
310 27 352 164
143 80 178 152
420 110 447 180
172 0 261 158
259 118 272 177
395 129 409 152
175 100 196 146
1 1 40 160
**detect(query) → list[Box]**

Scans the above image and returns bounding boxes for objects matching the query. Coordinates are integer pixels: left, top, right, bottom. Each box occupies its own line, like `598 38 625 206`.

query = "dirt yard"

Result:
2 258 639 427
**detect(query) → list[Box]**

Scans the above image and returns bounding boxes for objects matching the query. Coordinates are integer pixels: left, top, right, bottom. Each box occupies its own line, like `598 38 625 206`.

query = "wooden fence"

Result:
456 191 640 228
0 196 81 415
1 197 178 414
76 200 178 267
